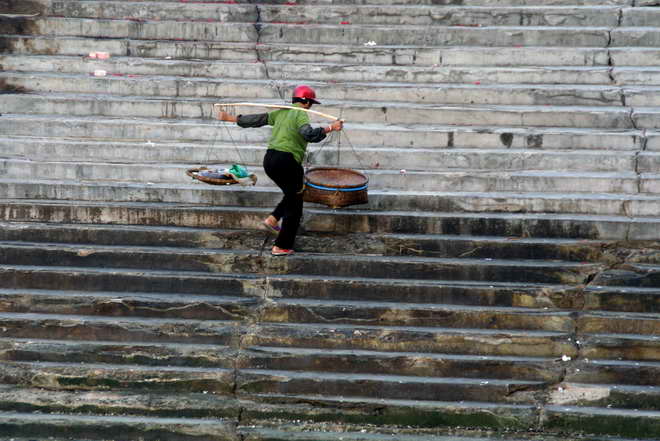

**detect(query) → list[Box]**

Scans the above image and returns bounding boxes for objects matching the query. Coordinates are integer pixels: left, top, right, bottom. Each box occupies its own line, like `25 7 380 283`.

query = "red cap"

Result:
293 85 320 104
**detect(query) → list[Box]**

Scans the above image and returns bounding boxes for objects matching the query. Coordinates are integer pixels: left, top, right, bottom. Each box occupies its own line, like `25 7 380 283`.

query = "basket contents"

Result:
187 164 257 186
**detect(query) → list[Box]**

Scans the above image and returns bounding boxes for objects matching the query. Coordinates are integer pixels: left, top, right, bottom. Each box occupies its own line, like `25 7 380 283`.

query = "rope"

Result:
215 104 247 166
339 130 368 171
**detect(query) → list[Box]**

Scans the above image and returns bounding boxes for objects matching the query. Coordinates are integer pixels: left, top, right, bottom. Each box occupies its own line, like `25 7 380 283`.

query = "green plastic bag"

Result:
228 164 249 178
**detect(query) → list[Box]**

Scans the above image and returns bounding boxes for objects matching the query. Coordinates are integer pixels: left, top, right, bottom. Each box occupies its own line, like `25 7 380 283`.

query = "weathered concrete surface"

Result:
2 0 660 439
0 199 653 239
0 116 646 150
0 36 616 66
0 411 239 441
2 180 660 216
0 93 636 128
0 72 630 106
26 1 624 27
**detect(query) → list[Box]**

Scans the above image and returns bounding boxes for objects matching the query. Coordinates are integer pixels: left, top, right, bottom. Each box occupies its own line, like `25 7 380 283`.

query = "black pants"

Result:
263 149 304 249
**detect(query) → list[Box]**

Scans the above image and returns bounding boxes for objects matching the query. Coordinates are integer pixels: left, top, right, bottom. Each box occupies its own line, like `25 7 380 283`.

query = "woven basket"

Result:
303 167 368 209
186 167 239 185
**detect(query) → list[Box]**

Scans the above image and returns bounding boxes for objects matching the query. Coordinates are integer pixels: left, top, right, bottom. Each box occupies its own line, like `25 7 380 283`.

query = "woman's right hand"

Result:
329 120 344 132
217 111 232 121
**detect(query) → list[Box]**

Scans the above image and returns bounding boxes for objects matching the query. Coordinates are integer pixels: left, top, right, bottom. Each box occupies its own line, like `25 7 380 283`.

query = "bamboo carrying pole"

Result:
214 102 341 121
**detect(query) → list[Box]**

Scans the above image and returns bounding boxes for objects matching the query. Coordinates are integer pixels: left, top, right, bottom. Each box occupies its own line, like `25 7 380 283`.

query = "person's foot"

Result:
271 246 294 256
263 216 281 233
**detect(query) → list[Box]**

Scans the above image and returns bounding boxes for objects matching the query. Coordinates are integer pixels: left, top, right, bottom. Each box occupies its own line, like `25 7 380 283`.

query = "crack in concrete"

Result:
633 129 647 195
604 7 643 231
252 5 285 102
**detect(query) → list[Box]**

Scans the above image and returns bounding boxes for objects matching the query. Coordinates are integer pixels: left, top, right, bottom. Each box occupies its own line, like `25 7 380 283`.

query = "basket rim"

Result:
304 167 369 189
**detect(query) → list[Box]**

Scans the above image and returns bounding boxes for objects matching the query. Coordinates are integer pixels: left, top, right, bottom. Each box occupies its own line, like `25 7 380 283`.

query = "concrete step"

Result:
581 333 660 361
41 2 624 27
612 27 660 48
11 282 658 336
1 71 638 107
0 55 620 85
0 159 644 194
0 93 636 128
0 199 656 239
0 311 241 345
0 311 576 357
611 48 660 67
2 178 660 216
0 407 656 440
0 411 237 441
0 284 579 331
0 288 259 321
0 241 604 285
261 299 576 331
1 360 235 394
548 382 660 412
0 337 561 382
2 36 622 67
32 0 636 6
0 385 240 419
584 286 660 313
590 264 660 288
241 346 562 382
0 401 539 437
245 427 648 441
578 311 660 335
0 337 236 369
1 358 544 404
543 405 660 439
0 221 614 261
1 17 615 47
0 116 647 151
0 136 641 172
248 323 576 358
0 269 580 310
567 359 660 387
236 369 544 403
556 384 660 411
0 273 656 314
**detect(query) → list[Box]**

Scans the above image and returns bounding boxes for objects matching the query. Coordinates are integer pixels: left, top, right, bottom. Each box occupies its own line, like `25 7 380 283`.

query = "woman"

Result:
217 85 343 256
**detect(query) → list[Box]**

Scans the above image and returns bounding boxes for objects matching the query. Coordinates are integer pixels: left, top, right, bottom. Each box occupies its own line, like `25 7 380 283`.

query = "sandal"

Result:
263 219 281 233
271 247 294 256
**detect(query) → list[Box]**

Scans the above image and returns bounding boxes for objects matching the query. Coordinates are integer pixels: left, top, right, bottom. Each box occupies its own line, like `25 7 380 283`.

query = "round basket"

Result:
186 167 238 186
303 167 368 209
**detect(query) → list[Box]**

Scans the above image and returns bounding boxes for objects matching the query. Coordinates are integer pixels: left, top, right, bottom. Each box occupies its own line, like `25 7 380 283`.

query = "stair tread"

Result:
5 68 649 87
0 311 569 336
0 220 615 244
1 114 649 137
0 239 604 266
0 263 578 289
0 337 558 362
2 91 639 111
2 177 660 199
0 286 577 313
2 197 659 220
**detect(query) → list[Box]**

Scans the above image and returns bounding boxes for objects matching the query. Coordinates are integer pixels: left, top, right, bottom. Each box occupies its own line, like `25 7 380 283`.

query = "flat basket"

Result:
186 167 238 185
303 167 368 209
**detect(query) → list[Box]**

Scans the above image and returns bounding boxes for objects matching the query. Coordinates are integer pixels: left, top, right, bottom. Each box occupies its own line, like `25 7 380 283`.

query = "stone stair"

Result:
1 0 660 440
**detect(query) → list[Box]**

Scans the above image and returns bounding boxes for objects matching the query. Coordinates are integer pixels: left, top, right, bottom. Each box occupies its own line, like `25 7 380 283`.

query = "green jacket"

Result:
237 103 327 164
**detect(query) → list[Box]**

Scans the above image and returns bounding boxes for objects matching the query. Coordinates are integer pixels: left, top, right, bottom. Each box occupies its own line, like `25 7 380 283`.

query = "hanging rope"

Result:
214 104 247 166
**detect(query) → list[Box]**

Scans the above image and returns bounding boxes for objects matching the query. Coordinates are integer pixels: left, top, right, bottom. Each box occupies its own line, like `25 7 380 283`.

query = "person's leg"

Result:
263 150 304 251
